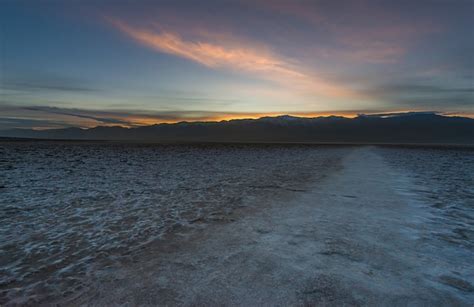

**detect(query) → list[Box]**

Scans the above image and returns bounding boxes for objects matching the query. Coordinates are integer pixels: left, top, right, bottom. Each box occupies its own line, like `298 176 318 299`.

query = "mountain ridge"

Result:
1 113 473 144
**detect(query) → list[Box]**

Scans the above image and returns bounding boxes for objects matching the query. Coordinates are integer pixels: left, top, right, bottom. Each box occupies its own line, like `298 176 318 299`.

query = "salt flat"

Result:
66 146 473 306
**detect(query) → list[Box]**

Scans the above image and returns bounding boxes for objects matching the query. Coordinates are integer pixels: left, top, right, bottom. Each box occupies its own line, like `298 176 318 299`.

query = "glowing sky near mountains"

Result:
1 0 473 129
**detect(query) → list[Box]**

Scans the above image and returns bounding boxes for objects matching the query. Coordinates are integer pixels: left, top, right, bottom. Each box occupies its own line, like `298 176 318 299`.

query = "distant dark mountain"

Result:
1 113 473 144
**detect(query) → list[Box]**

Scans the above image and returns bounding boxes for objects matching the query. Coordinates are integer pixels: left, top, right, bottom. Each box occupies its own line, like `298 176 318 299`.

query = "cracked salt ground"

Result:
56 146 472 306
0 143 345 304
1 143 473 305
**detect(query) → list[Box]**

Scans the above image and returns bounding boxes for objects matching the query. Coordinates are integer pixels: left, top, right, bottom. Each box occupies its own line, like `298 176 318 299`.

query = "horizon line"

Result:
3 111 473 131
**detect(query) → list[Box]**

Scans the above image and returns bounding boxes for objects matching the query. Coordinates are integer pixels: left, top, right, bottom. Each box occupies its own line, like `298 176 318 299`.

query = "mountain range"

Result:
1 112 473 144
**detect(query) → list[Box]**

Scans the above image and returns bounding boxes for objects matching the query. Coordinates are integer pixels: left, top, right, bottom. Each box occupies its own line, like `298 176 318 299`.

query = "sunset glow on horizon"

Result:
1 0 472 130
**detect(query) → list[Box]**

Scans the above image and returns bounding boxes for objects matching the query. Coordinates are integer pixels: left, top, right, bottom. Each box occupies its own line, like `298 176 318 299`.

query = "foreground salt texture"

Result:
59 146 473 306
1 143 473 305
0 143 344 304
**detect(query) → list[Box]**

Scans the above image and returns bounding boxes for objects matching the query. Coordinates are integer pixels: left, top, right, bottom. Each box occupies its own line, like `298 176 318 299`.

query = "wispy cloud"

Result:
330 41 406 64
372 84 474 95
0 74 98 93
110 18 355 98
256 0 436 64
24 106 133 126
0 117 76 130
366 82 474 109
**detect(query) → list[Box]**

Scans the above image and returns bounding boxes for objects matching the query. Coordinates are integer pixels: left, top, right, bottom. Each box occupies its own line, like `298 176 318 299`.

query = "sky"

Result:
1 0 473 129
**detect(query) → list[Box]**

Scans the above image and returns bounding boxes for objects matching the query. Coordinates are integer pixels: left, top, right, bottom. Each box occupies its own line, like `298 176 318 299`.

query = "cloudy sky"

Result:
1 0 473 129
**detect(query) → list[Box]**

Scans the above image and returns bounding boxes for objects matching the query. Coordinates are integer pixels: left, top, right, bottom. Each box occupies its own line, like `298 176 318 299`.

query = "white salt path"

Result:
68 147 473 306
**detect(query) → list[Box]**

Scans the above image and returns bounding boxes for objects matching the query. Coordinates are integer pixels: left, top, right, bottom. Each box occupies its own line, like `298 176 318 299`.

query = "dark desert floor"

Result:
1 144 473 305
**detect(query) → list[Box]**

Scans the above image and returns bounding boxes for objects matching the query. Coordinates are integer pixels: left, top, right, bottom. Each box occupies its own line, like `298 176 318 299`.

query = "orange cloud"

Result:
110 19 355 99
